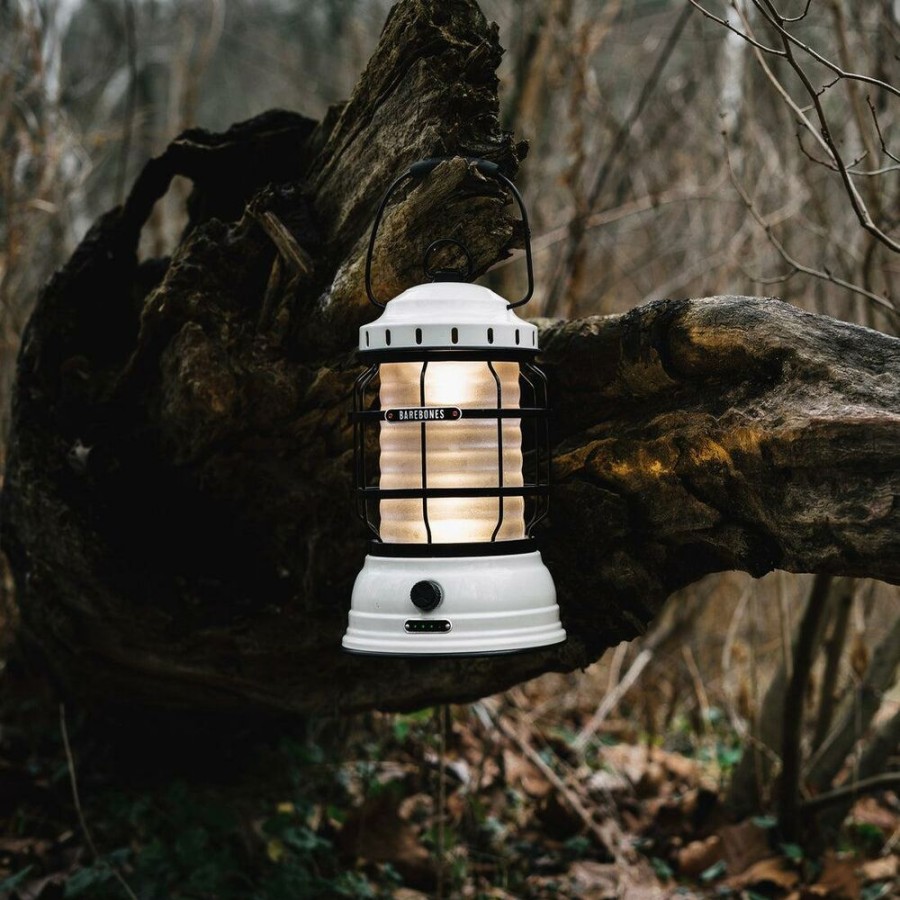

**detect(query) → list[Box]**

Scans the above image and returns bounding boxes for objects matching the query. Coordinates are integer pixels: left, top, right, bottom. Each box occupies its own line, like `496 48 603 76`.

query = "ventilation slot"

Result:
532 331 536 346
365 332 370 347
515 329 520 345
451 327 459 344
385 329 392 346
487 328 494 344
415 328 422 345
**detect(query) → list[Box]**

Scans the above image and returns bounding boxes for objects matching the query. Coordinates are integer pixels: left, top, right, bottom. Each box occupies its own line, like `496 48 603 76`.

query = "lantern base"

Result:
343 549 565 656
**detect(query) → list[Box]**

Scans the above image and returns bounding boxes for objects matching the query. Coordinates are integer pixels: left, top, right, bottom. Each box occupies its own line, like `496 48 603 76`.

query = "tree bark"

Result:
2 0 899 717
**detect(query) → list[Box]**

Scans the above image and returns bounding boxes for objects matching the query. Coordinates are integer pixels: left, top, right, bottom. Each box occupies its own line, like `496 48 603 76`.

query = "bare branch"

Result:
688 0 786 55
115 0 138 206
868 96 900 166
772 20 900 256
725 142 898 316
804 616 900 791
546 1 694 315
749 0 900 99
800 772 900 813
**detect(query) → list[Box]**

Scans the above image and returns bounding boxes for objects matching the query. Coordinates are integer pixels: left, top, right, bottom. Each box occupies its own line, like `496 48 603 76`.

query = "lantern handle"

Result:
364 157 535 310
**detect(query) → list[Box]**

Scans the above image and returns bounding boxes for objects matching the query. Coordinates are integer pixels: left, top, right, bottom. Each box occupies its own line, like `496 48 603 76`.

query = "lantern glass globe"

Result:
379 360 525 544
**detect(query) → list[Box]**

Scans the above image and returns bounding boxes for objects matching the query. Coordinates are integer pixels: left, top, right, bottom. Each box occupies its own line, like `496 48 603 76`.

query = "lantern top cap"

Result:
359 283 539 353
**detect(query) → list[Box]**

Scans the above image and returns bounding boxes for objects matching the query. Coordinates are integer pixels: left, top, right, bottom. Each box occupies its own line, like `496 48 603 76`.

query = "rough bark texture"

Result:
2 0 899 717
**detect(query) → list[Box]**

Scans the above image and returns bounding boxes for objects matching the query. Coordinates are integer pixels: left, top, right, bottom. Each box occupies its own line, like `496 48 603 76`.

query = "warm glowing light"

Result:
379 361 525 543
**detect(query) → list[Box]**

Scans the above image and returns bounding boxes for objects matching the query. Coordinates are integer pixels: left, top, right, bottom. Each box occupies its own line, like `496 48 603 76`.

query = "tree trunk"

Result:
2 0 899 717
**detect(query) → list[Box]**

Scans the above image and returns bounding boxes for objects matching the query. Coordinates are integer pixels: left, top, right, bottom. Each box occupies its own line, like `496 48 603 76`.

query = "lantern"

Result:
343 158 565 655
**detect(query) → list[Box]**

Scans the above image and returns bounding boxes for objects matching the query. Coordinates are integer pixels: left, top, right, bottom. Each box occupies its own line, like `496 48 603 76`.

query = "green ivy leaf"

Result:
780 842 804 862
64 864 115 897
650 857 674 881
0 866 35 893
699 859 728 883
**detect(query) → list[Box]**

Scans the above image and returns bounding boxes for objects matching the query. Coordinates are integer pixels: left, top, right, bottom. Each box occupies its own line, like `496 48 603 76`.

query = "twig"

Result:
490 184 732 268
607 641 628 695
777 571 794 682
867 97 900 166
761 1 900 256
573 648 653 751
575 593 711 751
722 577 753 733
800 772 900 813
805 616 900 791
60 703 140 900
682 644 710 728
545 1 693 315
481 701 636 867
688 0 785 55
254 210 315 275
724 139 898 316
748 0 900 99
115 0 138 206
435 704 448 900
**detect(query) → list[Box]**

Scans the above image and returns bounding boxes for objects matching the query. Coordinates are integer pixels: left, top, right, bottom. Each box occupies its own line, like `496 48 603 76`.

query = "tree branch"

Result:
2 0 899 718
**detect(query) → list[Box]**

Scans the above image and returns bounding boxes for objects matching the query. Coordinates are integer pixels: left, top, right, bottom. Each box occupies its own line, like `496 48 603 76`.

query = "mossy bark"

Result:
3 0 898 715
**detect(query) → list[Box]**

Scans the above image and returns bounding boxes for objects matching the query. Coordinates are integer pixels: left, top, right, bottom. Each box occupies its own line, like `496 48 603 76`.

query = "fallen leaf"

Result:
848 798 897 833
620 877 667 900
660 750 698 783
602 744 650 785
718 819 773 876
337 790 434 888
677 835 724 878
859 855 898 883
813 852 860 899
567 860 620 899
503 748 551 798
586 769 631 796
398 792 433 822
726 856 800 891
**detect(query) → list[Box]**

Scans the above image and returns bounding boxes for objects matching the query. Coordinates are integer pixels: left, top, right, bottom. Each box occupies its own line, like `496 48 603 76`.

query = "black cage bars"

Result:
351 357 551 547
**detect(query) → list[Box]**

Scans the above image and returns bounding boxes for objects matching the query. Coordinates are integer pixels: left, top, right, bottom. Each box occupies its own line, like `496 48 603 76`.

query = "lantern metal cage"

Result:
342 158 566 656
352 353 551 551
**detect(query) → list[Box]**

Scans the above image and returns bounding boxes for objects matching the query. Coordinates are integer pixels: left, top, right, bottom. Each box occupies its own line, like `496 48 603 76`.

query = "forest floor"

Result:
0 642 898 900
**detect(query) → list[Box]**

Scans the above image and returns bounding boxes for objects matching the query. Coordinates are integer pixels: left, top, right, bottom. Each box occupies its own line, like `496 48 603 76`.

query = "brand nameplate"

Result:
384 407 462 422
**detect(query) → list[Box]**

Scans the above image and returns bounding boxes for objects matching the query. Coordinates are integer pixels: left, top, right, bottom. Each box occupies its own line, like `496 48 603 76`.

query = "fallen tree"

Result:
2 0 898 719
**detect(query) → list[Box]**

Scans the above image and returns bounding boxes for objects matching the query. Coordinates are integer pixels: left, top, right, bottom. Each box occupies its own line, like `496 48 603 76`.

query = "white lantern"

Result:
343 158 565 656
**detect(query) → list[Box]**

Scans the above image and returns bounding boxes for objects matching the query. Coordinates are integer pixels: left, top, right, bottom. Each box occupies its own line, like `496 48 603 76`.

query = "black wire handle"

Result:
364 156 535 310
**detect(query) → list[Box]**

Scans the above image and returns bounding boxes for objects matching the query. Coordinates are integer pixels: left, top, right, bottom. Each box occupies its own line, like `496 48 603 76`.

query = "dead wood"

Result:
2 0 898 717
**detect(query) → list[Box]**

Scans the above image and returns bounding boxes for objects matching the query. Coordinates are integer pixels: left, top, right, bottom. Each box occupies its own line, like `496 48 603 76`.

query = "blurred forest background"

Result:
1 0 899 897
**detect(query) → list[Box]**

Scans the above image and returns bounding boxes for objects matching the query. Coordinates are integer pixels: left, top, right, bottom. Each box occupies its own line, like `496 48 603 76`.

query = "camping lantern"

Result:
343 158 565 655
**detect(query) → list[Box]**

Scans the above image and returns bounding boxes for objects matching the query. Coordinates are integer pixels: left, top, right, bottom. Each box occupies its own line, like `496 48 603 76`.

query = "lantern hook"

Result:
364 157 535 310
423 238 473 283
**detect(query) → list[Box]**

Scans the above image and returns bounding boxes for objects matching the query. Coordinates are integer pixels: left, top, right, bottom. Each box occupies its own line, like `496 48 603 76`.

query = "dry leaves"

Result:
336 787 434 888
859 854 898 883
718 819 774 875
726 856 801 891
677 834 723 877
811 853 861 899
